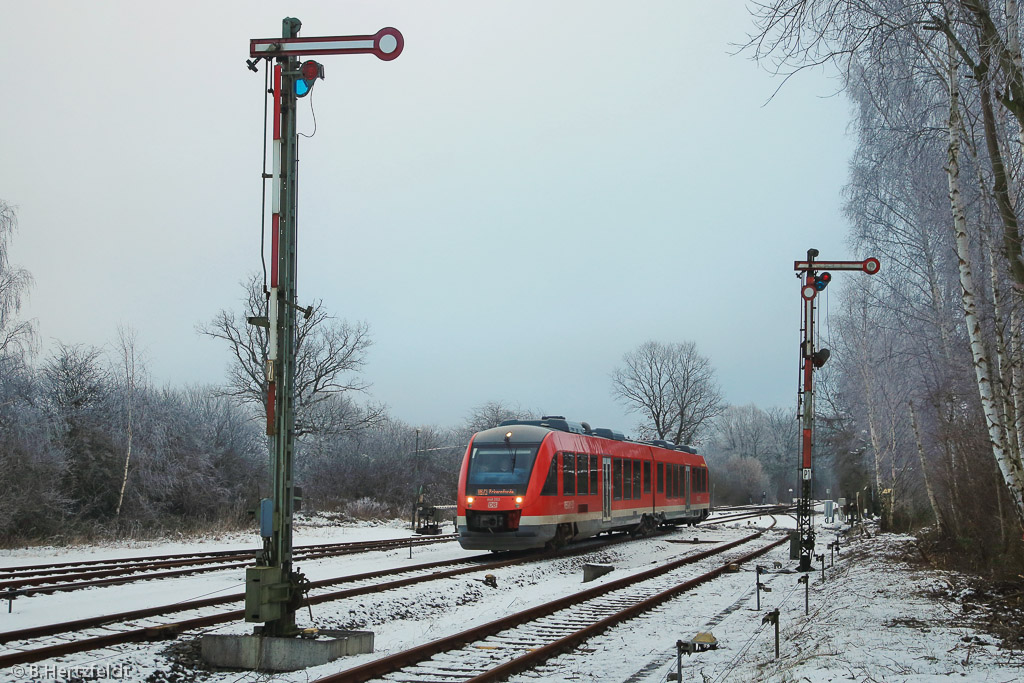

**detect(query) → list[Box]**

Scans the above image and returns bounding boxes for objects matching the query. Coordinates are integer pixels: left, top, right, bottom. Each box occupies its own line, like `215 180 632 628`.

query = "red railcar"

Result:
456 417 710 551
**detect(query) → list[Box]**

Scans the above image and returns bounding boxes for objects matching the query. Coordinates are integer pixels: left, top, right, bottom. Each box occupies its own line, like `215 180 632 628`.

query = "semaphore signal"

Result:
792 249 879 572
241 16 404 648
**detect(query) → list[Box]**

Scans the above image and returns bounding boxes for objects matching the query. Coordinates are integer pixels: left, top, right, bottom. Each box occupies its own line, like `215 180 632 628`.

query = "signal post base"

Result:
201 630 374 672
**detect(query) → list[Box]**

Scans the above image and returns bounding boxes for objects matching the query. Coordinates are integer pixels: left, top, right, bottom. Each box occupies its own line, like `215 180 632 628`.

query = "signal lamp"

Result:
812 348 831 368
295 60 324 97
813 272 832 291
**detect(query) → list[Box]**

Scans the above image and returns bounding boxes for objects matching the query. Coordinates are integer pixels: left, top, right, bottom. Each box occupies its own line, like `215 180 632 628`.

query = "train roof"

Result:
492 416 699 454
498 416 589 434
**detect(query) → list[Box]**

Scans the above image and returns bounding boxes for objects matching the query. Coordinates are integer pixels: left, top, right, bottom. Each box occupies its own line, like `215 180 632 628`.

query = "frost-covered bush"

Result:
343 497 390 520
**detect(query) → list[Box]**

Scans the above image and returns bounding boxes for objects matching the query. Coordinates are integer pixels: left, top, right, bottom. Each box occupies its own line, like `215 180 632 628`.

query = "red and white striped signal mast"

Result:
792 249 879 572
244 17 403 640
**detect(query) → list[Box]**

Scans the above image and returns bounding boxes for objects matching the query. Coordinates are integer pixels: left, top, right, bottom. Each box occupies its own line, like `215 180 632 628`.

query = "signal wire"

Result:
298 85 318 139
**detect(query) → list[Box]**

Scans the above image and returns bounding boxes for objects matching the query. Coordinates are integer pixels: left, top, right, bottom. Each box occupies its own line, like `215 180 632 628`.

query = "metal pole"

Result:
756 565 761 610
266 16 302 638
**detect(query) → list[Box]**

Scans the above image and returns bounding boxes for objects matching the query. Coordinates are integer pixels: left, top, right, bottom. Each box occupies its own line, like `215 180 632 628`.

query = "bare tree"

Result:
0 200 35 360
198 274 384 436
463 400 537 434
42 343 118 519
610 341 724 445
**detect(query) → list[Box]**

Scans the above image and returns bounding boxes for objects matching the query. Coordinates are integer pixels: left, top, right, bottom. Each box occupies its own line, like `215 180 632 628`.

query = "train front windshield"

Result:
465 445 539 496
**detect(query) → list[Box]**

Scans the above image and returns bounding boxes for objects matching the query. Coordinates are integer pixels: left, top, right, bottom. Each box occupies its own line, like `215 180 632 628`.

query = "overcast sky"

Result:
0 1 855 438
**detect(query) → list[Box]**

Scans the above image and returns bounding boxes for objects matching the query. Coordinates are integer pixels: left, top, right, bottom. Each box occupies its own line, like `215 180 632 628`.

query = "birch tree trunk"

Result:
888 405 897 530
987 239 1022 466
1005 0 1024 150
909 400 943 530
115 327 137 519
857 300 886 522
946 36 1024 532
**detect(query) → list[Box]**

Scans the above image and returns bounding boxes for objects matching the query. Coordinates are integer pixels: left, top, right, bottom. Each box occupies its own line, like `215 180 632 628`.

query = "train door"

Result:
684 465 691 512
602 457 612 522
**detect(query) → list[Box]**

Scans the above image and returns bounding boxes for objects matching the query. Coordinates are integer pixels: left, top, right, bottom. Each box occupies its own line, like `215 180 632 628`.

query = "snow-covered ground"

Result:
1 511 1021 682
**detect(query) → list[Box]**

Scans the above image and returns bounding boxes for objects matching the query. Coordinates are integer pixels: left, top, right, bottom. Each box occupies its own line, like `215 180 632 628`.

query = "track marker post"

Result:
792 250 880 572
762 608 781 659
798 574 809 615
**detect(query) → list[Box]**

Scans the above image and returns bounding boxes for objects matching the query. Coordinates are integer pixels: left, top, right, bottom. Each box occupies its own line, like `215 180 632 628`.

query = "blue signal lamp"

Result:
295 60 324 97
813 272 831 291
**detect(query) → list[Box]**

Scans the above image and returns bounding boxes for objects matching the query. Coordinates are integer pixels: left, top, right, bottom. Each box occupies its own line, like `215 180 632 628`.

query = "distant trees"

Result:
706 404 798 503
42 343 119 520
610 341 724 445
0 335 269 544
298 418 464 514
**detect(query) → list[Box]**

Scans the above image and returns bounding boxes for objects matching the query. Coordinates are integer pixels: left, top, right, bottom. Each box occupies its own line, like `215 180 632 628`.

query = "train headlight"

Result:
466 496 474 508
515 496 523 507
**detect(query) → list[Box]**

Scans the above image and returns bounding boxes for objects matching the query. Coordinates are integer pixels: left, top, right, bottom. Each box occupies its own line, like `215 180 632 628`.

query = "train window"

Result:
671 465 679 498
576 453 588 495
613 458 623 500
541 455 558 496
623 459 633 499
632 459 641 499
589 454 598 494
643 461 651 494
562 452 576 496
657 463 664 493
466 445 540 496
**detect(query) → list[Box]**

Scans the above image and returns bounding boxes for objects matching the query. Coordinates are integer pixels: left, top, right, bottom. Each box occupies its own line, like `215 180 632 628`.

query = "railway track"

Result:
0 526 695 669
317 526 788 682
0 535 457 596
704 505 795 525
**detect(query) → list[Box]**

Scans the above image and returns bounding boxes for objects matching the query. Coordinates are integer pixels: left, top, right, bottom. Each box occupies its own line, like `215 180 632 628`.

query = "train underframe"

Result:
457 506 709 551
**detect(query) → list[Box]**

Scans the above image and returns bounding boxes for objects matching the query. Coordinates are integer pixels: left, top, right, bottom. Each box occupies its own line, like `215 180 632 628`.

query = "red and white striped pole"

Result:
266 63 282 436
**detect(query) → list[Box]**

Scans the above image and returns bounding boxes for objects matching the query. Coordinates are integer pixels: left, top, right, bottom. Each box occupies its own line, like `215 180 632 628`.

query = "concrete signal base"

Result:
202 630 374 672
